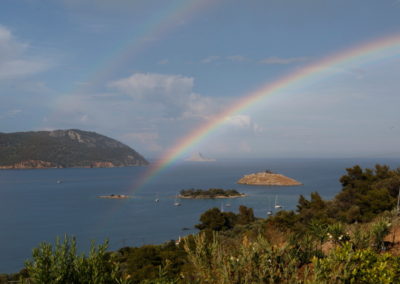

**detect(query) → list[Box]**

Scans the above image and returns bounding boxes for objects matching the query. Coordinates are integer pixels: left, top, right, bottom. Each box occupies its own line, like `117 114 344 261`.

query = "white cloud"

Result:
0 25 50 80
260 56 308 65
0 109 22 119
201 55 220 63
224 114 264 134
226 55 249 62
225 114 251 127
109 73 194 101
108 72 221 120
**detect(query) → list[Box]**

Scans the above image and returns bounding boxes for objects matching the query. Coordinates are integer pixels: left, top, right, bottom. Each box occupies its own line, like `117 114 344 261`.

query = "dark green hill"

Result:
0 129 148 169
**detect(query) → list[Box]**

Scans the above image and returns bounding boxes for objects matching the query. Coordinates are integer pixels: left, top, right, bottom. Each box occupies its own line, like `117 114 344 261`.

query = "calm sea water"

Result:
1 157 400 273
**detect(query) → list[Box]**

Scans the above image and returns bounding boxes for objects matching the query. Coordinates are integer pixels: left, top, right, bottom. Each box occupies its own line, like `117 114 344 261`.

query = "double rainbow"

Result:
131 34 400 192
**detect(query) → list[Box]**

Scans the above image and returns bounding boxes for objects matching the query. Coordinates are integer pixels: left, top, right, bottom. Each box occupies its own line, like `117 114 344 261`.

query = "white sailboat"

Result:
267 197 273 216
274 195 282 209
174 194 181 206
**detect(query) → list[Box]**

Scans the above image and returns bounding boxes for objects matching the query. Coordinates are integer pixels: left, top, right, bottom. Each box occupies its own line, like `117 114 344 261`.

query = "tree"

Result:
195 208 236 231
237 205 255 225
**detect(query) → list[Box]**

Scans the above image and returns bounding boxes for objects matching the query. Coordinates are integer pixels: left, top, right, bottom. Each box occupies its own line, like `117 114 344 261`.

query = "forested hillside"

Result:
0 129 148 168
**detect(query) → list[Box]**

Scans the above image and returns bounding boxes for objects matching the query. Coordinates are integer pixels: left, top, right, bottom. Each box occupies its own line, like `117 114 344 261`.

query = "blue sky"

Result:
1 0 400 159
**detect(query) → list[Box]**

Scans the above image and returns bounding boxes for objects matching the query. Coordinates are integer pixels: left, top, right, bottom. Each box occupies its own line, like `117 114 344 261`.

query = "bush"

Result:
24 236 125 284
183 233 301 283
313 242 400 283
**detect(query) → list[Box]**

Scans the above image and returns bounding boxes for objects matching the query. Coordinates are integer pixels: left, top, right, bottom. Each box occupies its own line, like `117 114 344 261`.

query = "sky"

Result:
1 0 400 159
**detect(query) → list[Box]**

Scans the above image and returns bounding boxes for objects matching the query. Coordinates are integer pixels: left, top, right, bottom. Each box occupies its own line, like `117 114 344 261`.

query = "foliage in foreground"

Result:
22 236 126 284
313 242 400 284
183 233 301 283
182 223 400 284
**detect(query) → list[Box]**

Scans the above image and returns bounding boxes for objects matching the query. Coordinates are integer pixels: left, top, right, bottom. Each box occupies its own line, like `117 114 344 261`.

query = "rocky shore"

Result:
237 172 302 186
0 160 57 169
0 160 123 169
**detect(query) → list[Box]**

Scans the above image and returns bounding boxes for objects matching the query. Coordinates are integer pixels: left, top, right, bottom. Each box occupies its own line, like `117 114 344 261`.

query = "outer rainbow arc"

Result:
46 0 218 122
88 0 217 89
130 34 400 192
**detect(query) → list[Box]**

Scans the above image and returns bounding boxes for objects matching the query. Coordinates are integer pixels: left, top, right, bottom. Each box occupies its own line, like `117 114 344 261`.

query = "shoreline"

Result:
0 164 148 170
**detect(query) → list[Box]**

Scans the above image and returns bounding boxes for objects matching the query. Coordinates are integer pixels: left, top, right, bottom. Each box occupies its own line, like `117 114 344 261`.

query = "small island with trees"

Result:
179 188 245 199
98 194 130 199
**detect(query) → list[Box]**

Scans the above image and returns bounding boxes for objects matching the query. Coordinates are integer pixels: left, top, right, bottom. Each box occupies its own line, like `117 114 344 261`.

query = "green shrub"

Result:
313 242 400 283
183 233 302 283
24 235 125 284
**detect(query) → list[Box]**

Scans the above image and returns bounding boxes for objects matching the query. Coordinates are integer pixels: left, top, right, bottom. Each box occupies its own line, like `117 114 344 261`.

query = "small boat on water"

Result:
174 194 181 206
267 197 273 216
56 180 62 184
274 195 282 209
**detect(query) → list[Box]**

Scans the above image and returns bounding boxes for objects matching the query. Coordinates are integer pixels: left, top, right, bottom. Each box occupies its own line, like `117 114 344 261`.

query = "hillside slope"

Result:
0 129 148 169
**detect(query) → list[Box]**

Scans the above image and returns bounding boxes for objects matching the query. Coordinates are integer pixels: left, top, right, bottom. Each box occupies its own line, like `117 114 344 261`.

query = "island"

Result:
98 194 130 199
179 188 245 199
237 171 302 186
0 129 148 169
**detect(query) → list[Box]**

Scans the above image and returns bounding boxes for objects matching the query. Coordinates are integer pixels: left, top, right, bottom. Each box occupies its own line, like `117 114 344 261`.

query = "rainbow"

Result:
131 34 400 191
79 0 217 90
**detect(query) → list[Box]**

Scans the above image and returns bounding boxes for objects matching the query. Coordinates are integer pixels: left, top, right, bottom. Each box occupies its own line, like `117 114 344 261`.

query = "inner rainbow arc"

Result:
132 34 400 192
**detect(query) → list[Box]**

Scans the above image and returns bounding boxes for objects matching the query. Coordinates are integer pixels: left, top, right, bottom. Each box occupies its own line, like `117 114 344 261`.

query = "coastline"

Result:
0 164 148 170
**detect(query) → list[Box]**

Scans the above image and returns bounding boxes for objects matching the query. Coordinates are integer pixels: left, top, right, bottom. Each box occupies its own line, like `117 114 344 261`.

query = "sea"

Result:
1 157 400 273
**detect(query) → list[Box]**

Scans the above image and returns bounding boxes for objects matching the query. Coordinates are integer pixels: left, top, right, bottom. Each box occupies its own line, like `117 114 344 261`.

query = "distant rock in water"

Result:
0 129 148 169
186 152 216 162
237 172 302 186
